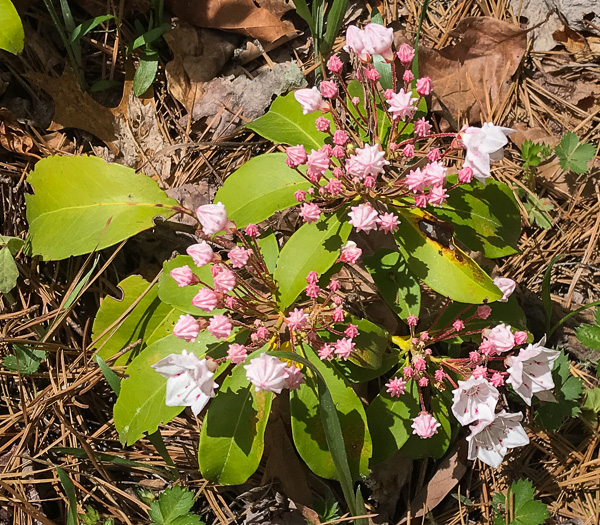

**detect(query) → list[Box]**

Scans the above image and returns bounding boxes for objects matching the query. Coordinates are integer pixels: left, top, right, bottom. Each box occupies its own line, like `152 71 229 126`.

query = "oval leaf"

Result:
394 208 501 303
214 153 311 228
290 345 372 480
158 255 223 316
26 156 178 260
430 178 521 258
199 347 273 485
245 92 328 150
114 333 228 445
0 0 24 54
93 275 182 364
274 207 352 309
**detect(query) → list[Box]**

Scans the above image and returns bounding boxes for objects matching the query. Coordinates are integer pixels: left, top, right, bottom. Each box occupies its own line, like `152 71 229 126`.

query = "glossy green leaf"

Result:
290 345 372 480
96 354 121 395
394 207 501 303
93 275 182 364
134 49 159 96
430 178 521 258
274 207 352 309
0 0 24 54
158 255 222 316
199 347 273 485
0 247 18 294
335 348 399 384
214 153 311 228
69 14 115 43
0 235 24 254
114 333 229 445
347 318 389 370
26 156 178 260
364 248 421 318
367 375 420 464
246 92 328 150
256 229 279 274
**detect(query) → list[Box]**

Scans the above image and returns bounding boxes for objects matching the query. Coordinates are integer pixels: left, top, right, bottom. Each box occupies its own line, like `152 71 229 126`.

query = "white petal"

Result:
165 373 195 406
190 392 212 416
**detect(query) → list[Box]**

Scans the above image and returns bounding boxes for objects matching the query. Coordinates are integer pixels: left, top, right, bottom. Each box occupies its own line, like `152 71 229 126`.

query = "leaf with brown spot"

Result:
418 17 527 125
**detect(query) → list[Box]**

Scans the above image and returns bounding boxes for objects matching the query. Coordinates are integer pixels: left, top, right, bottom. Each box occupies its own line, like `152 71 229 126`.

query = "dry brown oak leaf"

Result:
419 17 527 126
167 0 297 44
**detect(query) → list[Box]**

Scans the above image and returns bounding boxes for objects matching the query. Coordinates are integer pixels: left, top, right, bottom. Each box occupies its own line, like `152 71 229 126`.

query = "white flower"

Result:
461 123 515 183
505 338 560 406
152 350 218 416
244 353 289 394
493 277 516 302
466 410 529 468
451 376 499 426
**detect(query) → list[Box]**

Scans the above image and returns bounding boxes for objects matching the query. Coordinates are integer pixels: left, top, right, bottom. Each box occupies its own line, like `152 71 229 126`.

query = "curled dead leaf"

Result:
0 108 34 155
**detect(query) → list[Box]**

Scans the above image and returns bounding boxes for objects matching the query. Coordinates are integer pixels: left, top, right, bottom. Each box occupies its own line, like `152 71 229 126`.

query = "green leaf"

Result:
322 0 348 55
130 22 170 51
0 0 24 54
510 480 549 525
93 275 182 364
158 256 223 316
367 375 420 464
149 486 203 525
69 14 115 43
26 156 178 260
95 355 121 395
335 347 399 383
114 333 229 445
0 235 24 255
347 318 389 370
199 347 273 485
401 389 453 459
364 248 421 318
134 50 159 97
290 345 372 480
214 153 311 228
0 247 19 294
521 140 542 167
245 92 328 150
3 345 46 374
274 206 352 309
394 207 502 303
576 323 600 350
256 229 279 274
56 467 78 525
430 178 521 258
582 387 600 413
554 131 596 174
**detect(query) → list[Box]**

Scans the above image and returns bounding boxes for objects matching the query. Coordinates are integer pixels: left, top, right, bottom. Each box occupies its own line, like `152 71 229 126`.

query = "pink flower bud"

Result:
344 324 359 339
476 305 492 319
402 70 414 83
286 145 307 168
406 315 418 326
414 117 433 137
514 331 528 345
339 240 362 264
334 338 355 360
306 271 318 284
363 23 394 61
472 365 487 379
327 55 343 74
192 288 219 312
213 267 236 292
386 376 407 397
208 315 232 339
315 117 330 132
416 76 433 96
493 277 516 303
418 377 429 387
412 412 440 439
227 343 247 365
305 283 321 298
453 320 465 331
225 296 238 309
286 308 309 332
384 88 394 99
414 193 428 208
332 295 343 305
319 344 334 360
285 365 305 390
331 145 346 159
245 223 259 237
229 246 251 268
434 369 446 381
403 366 414 378
294 190 306 202
420 332 430 341
348 204 379 233
402 144 415 157
427 148 442 162
170 265 199 287
320 80 338 98
365 67 381 82
332 307 345 322
244 353 289 394
333 129 349 145
469 351 481 363
376 212 400 234
397 43 415 65
173 314 200 342
414 358 426 371
300 203 321 223
490 372 505 387
328 279 341 292
457 167 473 184
294 86 328 114
196 202 232 235
351 96 360 106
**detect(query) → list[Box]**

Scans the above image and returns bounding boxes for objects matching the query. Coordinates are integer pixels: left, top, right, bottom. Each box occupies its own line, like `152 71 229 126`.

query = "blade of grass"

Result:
412 0 430 79
294 0 314 29
322 0 349 56
55 466 78 525
95 354 121 395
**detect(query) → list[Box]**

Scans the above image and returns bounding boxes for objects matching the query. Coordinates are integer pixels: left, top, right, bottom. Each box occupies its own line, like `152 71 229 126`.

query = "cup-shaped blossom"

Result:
212 267 236 292
340 241 362 264
466 411 529 468
244 353 289 394
208 314 232 339
170 265 198 287
152 350 218 415
493 277 516 302
227 343 248 365
286 145 307 168
412 412 441 439
461 123 515 183
344 25 369 61
387 89 418 121
187 241 215 267
505 339 560 405
196 202 233 235
416 76 433 96
397 43 415 65
363 23 394 61
348 204 379 233
229 246 251 269
485 324 515 354
192 288 219 312
451 376 499 426
294 87 328 115
173 314 201 342
346 144 389 179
